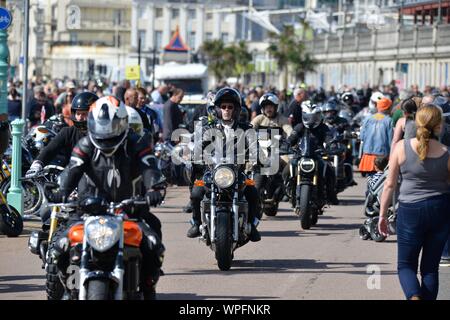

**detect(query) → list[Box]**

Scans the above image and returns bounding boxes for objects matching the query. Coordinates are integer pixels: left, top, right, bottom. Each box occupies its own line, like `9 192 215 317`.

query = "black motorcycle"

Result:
287 129 331 230
198 157 253 271
252 128 285 217
323 133 354 194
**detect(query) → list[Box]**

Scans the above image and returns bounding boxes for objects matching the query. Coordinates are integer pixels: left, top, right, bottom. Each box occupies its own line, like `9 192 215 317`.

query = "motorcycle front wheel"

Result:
86 279 112 300
1 178 43 216
298 185 312 230
215 211 233 271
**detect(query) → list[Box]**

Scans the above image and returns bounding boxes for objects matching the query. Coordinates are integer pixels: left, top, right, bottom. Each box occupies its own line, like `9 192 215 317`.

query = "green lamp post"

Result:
0 3 24 215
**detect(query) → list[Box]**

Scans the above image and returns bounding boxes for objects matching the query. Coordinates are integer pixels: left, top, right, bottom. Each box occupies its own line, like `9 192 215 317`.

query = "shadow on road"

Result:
0 275 45 294
260 230 341 237
157 293 279 300
337 199 366 206
165 260 394 276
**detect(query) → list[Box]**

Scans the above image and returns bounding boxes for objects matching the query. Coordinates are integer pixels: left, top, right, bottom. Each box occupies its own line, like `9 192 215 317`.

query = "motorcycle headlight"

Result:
85 217 120 252
299 158 315 173
213 166 235 189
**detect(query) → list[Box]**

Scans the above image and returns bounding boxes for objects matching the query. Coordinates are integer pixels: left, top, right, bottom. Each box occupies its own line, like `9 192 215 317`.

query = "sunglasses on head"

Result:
220 105 234 110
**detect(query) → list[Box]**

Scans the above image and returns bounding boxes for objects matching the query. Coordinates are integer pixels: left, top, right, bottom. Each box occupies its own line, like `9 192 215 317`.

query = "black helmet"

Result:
341 92 354 106
214 87 242 121
322 101 339 123
71 92 98 130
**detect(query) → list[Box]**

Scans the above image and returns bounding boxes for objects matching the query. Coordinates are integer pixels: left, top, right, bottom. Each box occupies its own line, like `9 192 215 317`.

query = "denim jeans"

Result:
397 194 450 300
442 237 450 259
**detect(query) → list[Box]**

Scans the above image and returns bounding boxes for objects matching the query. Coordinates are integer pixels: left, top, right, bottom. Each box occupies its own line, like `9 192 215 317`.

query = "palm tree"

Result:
200 39 227 82
201 40 253 85
231 41 253 84
268 24 317 89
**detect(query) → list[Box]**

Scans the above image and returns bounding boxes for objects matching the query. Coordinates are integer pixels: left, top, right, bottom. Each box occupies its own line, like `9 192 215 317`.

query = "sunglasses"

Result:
220 105 234 110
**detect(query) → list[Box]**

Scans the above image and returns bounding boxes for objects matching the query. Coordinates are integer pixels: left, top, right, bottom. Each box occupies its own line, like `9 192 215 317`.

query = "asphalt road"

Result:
0 176 449 300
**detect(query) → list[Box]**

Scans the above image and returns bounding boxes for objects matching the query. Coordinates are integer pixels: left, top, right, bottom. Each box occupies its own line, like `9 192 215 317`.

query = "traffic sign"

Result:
125 65 140 80
0 7 12 30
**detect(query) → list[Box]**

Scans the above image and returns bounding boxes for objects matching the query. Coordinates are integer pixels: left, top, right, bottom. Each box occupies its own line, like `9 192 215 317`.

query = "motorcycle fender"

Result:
83 271 119 286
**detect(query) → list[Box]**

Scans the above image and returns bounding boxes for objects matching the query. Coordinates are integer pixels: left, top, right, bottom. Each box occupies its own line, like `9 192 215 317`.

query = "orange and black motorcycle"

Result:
65 196 159 300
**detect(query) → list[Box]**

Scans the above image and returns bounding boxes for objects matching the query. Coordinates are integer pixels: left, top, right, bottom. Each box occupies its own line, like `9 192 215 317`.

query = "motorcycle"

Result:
31 179 167 300
323 133 354 194
253 129 285 217
197 157 254 271
287 129 330 230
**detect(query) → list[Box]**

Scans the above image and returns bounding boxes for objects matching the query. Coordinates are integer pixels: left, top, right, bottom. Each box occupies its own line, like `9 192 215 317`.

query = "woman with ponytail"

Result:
379 104 450 300
391 96 421 149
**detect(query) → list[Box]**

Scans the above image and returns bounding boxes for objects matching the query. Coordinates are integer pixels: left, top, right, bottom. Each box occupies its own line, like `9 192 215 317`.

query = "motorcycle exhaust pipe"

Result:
210 190 216 244
232 190 239 242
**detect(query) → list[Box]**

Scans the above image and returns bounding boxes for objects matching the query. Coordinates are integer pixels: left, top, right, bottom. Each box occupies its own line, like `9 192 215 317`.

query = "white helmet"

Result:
301 100 323 129
87 95 128 155
125 106 144 137
369 92 384 113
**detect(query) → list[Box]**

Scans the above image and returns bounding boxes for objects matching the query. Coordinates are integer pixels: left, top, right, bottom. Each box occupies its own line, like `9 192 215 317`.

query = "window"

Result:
155 7 163 18
70 32 78 44
206 12 213 20
221 32 229 43
172 8 179 19
205 32 213 41
188 31 196 49
138 7 145 19
155 31 162 50
188 9 196 20
138 30 146 49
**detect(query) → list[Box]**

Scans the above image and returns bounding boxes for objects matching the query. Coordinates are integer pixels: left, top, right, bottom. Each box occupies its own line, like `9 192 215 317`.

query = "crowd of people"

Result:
5 74 450 300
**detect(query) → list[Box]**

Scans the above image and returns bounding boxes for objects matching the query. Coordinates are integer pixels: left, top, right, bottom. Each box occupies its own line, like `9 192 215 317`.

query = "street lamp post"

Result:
0 0 10 158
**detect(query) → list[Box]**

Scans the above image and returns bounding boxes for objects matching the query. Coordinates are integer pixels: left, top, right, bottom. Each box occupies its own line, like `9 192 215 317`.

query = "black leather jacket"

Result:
61 132 161 202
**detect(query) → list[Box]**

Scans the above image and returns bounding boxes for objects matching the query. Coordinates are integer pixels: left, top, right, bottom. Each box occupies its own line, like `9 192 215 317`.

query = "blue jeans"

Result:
442 236 450 259
397 194 450 300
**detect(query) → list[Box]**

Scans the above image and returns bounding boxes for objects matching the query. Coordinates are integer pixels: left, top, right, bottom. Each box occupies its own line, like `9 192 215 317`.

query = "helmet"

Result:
125 106 144 137
259 93 279 116
369 92 384 113
321 101 340 123
213 87 242 121
71 92 98 130
338 109 354 125
301 100 323 129
87 95 129 155
341 92 354 106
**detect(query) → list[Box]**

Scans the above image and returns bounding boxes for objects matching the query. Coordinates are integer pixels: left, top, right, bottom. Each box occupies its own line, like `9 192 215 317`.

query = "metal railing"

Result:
307 24 450 56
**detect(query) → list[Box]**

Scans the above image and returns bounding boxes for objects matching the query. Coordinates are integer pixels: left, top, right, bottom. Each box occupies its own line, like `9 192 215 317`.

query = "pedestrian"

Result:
359 97 393 174
287 88 307 127
137 87 162 142
391 97 421 149
379 104 450 300
162 88 184 143
124 88 152 133
7 87 21 121
27 85 55 128
151 85 169 105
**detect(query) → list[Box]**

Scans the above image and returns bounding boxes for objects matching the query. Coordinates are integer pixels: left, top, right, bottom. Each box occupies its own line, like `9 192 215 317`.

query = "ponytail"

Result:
416 126 431 161
415 104 443 161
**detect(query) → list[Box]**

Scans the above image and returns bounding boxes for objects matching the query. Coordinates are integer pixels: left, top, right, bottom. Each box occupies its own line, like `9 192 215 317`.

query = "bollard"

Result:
7 119 24 215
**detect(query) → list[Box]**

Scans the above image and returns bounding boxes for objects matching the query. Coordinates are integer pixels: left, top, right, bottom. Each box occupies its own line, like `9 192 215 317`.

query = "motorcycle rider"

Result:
59 95 165 299
285 100 340 205
26 92 99 177
186 87 262 242
322 100 357 187
251 93 293 199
